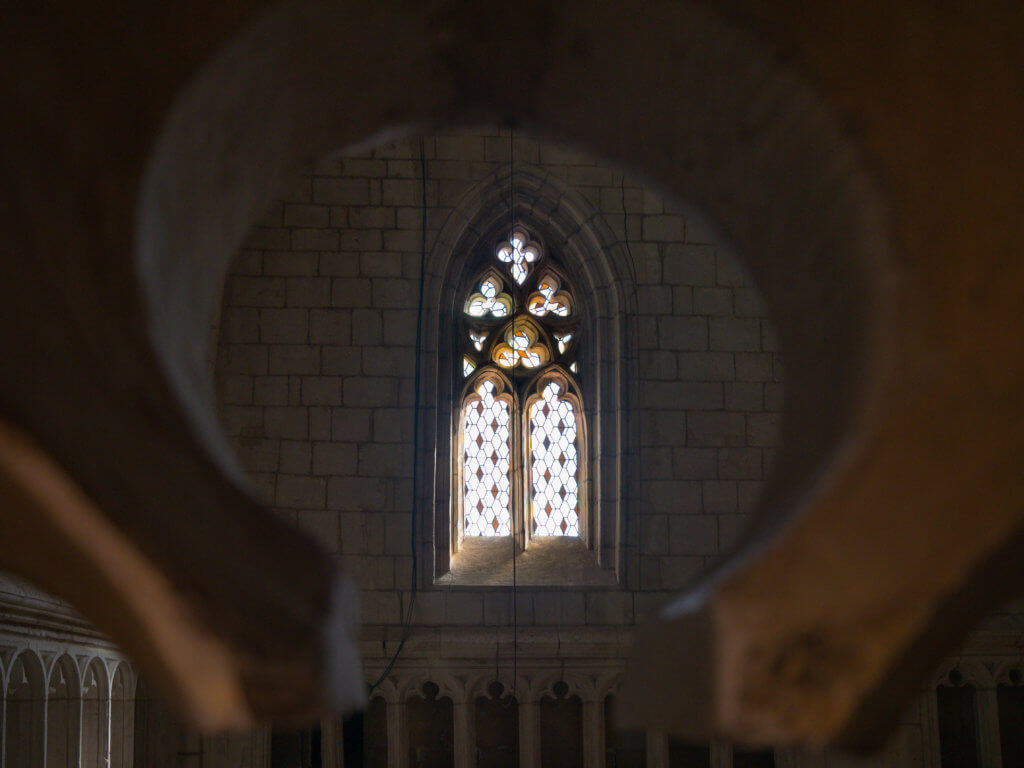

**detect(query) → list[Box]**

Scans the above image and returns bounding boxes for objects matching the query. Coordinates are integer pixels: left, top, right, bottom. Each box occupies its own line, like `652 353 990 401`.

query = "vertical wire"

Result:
509 124 519 700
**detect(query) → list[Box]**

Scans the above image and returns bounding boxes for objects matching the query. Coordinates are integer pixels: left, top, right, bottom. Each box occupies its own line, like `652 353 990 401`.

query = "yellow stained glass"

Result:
527 274 572 318
491 320 549 369
466 276 512 318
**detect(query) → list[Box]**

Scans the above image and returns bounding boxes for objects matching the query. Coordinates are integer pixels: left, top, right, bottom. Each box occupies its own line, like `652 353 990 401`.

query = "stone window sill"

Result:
435 536 616 587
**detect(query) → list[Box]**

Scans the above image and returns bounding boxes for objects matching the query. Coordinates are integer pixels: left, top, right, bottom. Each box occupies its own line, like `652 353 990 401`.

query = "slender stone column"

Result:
253 726 271 768
921 688 942 768
977 686 1002 768
519 700 541 768
321 718 343 768
387 700 407 768
774 746 825 768
453 700 474 768
711 741 731 768
75 692 85 768
645 732 667 768
583 699 603 768
178 731 203 768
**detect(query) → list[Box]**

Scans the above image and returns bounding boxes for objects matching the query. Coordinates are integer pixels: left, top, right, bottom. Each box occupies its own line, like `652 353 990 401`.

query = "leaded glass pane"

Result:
494 348 517 369
497 231 539 285
491 321 550 370
527 274 571 317
463 356 476 377
466 277 512 318
529 382 579 536
463 380 512 537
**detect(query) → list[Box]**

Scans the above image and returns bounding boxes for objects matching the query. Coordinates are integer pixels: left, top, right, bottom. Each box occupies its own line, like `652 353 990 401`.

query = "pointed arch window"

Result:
457 226 586 544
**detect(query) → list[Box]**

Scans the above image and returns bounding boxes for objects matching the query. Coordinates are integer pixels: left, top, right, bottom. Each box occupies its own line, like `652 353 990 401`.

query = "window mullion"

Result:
514 389 526 550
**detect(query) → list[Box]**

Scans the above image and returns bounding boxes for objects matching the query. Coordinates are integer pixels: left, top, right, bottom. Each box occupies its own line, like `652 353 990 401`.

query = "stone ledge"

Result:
359 624 633 662
436 537 617 587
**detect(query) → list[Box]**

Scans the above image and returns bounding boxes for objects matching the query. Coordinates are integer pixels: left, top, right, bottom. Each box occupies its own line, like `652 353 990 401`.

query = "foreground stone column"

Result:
977 686 1002 768
583 698 603 768
646 733 668 768
387 700 407 768
453 700 473 768
519 700 541 768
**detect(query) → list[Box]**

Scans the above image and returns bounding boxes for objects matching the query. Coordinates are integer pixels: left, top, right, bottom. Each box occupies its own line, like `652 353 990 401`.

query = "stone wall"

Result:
214 127 781 638
3 125 1022 768
210 127 1024 768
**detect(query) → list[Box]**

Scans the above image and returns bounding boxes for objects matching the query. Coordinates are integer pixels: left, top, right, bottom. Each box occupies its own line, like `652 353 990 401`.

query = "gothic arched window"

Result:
457 226 585 544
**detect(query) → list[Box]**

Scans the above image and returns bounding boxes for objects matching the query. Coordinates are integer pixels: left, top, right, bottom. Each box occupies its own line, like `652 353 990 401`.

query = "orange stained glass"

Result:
491 320 549 369
527 274 572 318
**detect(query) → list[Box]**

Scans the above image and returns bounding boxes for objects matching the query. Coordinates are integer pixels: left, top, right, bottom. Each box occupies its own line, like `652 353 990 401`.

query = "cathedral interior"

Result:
2 2 1023 768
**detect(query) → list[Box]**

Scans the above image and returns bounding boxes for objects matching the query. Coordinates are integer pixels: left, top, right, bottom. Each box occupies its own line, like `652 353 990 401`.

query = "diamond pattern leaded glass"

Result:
462 380 512 537
529 382 579 536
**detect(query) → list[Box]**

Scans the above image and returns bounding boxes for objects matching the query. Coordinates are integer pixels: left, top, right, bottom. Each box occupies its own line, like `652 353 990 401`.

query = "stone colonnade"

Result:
0 606 1020 768
357 665 773 768
345 656 1024 768
0 637 134 768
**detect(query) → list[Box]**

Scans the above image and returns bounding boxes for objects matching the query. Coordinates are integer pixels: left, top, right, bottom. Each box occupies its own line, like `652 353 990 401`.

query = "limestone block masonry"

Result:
0 125 1021 768
207 128 1024 767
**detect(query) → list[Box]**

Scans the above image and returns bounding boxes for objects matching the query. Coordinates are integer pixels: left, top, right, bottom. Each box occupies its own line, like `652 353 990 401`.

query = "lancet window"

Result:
458 226 585 542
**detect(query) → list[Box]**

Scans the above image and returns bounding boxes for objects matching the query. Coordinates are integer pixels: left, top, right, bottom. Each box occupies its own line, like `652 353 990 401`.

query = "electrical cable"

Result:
619 178 641 300
509 125 519 700
368 137 429 693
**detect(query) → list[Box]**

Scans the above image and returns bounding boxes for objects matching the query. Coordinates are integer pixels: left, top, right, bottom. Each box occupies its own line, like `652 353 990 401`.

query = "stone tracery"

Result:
459 226 584 542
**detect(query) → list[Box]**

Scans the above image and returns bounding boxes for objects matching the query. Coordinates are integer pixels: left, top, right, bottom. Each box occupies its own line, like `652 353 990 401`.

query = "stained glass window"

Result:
459 224 583 541
462 379 511 537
